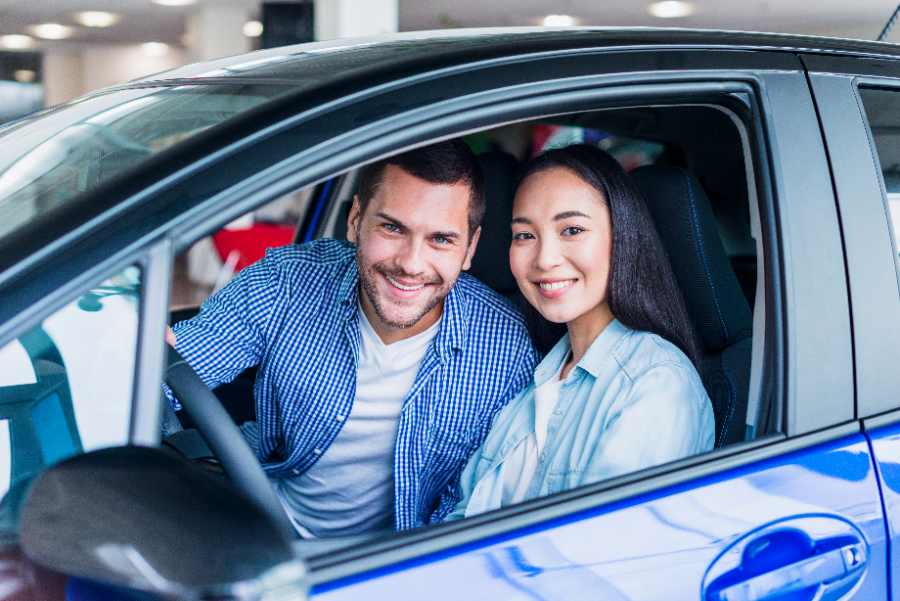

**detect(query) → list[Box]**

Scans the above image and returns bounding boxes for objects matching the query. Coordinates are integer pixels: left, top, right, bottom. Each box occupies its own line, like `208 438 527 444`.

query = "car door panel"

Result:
311 434 885 601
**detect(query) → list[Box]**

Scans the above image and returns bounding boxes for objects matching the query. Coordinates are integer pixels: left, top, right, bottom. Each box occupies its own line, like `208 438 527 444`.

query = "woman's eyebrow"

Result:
511 216 531 224
554 210 590 221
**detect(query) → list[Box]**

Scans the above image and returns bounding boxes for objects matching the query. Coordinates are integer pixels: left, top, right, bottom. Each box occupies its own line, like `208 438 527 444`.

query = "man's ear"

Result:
346 195 361 244
461 226 482 271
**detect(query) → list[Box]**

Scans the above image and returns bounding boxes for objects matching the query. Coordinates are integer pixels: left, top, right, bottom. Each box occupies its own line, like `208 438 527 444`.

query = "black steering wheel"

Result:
164 346 296 540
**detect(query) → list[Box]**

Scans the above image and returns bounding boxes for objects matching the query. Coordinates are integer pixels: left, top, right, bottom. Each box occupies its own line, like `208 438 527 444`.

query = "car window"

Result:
0 83 288 240
0 266 141 534
858 87 900 265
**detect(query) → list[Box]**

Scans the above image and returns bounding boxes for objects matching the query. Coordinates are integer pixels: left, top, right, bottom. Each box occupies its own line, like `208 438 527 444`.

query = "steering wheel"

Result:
163 346 296 540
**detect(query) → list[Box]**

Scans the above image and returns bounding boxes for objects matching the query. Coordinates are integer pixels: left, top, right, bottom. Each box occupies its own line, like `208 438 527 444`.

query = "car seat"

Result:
631 165 753 447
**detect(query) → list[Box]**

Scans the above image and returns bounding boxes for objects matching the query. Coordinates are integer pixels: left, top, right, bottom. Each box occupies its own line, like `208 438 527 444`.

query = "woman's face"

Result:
510 167 614 326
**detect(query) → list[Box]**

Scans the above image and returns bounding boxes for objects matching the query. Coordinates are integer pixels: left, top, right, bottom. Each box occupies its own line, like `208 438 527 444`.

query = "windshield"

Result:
0 83 288 239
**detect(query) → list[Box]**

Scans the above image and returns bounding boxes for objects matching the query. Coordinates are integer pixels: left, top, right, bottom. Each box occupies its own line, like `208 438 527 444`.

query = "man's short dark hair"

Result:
356 140 485 238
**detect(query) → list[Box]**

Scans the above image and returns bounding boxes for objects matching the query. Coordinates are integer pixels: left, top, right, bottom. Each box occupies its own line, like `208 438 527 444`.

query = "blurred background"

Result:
2 0 900 124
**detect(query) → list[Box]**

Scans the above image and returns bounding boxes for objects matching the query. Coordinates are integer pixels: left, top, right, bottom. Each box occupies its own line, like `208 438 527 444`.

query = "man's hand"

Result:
165 326 177 347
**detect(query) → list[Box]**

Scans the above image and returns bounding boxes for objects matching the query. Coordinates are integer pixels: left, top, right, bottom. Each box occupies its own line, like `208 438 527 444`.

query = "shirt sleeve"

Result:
430 341 536 524
163 251 282 409
579 362 715 485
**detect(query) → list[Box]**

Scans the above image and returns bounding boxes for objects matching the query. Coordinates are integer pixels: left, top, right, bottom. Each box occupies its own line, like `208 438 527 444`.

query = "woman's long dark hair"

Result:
517 144 701 367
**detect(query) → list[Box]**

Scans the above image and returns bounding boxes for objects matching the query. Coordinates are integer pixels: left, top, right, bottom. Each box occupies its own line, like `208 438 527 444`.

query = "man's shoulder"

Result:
454 273 527 330
264 238 355 269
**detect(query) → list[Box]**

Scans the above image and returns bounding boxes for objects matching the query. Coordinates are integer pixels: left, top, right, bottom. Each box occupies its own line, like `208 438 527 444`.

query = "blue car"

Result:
1 27 900 601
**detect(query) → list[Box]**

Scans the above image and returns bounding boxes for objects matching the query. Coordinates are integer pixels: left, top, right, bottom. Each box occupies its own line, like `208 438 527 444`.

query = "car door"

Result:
805 53 900 601
220 51 882 600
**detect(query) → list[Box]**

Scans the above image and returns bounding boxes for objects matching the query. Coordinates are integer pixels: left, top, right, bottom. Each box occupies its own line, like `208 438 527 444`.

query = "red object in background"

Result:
211 223 295 272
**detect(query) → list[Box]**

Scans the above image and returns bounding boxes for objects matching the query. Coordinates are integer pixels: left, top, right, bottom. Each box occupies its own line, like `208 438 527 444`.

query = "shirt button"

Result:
336 415 345 423
291 468 300 476
313 448 323 456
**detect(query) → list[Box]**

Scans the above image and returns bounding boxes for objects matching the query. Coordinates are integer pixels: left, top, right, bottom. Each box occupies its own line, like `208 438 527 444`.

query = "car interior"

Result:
164 102 766 537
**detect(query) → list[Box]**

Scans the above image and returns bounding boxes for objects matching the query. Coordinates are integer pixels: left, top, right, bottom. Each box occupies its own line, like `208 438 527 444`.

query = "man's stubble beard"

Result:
356 246 451 330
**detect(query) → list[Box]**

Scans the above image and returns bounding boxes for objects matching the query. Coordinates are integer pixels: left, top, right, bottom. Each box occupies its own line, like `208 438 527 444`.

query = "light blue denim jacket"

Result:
447 318 715 520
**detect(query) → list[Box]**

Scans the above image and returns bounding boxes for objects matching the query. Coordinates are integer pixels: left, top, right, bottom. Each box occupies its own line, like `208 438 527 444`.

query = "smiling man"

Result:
168 140 538 537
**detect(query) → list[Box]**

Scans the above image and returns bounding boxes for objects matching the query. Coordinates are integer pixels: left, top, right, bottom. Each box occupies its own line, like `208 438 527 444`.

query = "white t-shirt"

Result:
497 358 566 507
275 307 440 537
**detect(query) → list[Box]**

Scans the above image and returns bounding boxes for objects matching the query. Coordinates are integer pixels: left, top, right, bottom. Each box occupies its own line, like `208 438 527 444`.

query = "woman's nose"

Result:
534 237 563 271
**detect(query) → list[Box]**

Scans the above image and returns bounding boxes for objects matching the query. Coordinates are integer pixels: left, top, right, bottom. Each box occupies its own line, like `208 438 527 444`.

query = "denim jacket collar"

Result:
532 318 629 387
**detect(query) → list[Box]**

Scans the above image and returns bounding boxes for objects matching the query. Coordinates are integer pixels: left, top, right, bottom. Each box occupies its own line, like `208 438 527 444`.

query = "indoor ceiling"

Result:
0 0 898 49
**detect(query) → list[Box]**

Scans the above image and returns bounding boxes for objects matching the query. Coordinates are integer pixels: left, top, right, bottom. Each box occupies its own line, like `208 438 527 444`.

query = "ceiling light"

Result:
0 34 35 50
647 1 695 18
75 11 120 28
542 14 577 27
152 0 196 6
141 42 169 57
243 20 263 38
13 69 36 83
29 23 74 40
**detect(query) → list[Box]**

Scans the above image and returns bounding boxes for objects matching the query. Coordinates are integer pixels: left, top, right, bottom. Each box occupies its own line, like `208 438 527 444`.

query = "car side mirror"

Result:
19 446 306 599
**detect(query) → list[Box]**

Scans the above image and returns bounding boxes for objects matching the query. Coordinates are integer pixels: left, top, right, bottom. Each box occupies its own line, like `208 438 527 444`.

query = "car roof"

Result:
131 27 900 88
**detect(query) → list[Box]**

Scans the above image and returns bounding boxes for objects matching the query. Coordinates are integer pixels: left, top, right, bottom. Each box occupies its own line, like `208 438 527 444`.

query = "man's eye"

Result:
382 223 401 233
432 235 453 245
561 226 585 236
512 231 535 241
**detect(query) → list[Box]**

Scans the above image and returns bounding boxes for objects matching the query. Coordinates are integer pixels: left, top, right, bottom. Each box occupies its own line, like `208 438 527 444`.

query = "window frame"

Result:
158 64 847 578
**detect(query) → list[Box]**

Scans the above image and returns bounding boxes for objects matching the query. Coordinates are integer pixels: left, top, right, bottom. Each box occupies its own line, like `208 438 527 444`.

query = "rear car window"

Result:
859 87 900 264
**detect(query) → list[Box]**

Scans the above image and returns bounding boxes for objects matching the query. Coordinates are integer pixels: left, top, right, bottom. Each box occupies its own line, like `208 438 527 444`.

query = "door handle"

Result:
702 516 871 601
715 542 866 601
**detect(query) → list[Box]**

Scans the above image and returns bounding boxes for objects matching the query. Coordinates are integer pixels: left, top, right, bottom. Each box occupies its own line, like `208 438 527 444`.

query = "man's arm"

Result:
165 252 281 406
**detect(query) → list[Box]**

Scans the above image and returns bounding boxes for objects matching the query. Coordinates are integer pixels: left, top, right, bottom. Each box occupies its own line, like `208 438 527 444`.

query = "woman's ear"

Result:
346 195 361 243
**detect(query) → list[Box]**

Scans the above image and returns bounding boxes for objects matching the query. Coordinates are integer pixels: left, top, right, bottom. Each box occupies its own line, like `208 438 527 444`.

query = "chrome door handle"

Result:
716 542 867 601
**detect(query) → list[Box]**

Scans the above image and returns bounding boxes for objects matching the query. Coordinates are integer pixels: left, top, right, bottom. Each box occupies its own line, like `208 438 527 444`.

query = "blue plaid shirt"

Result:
171 239 538 530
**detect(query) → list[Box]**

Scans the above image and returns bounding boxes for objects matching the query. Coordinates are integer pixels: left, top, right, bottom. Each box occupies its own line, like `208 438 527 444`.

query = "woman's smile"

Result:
536 278 578 298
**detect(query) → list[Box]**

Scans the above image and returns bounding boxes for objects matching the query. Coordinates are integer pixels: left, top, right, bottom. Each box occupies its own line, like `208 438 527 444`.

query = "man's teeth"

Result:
540 280 574 291
387 276 424 291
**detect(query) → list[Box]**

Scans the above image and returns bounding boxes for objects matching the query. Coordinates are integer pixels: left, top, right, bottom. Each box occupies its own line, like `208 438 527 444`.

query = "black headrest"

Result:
467 150 520 295
631 165 752 351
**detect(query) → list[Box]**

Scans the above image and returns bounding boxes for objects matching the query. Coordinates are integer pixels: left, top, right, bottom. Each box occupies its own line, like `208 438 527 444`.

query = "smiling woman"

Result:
446 144 714 519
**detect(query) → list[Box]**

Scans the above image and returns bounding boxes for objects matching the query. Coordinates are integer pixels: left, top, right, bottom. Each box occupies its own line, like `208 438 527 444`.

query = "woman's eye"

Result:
512 231 534 241
561 226 585 236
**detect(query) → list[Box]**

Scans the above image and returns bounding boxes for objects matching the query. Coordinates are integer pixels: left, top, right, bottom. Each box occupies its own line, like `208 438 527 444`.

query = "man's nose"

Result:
396 237 426 275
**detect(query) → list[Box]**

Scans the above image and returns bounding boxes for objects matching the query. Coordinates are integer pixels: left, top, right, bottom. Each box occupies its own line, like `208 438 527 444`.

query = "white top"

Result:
495 358 566 508
274 307 440 537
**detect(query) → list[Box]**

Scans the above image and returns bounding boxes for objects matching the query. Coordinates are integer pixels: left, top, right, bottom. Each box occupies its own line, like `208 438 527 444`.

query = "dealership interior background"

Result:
2 0 900 123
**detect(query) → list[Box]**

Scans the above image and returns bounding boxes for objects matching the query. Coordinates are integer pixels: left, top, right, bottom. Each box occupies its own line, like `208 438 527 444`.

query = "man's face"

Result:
348 164 480 341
